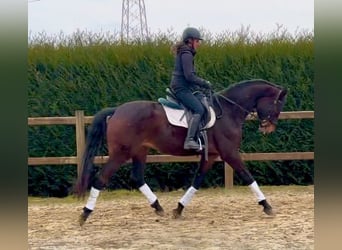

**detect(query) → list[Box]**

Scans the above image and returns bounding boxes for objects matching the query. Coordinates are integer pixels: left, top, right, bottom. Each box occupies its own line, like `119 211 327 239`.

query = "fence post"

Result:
224 162 234 188
75 110 85 177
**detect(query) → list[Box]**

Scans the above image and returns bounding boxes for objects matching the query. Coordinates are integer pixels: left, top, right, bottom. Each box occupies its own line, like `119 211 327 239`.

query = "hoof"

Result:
79 213 87 226
259 200 275 216
155 209 165 217
151 200 164 216
172 202 184 219
79 207 92 226
172 208 182 219
263 206 275 216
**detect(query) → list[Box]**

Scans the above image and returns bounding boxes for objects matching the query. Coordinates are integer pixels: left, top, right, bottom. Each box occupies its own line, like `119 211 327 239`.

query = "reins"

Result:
206 81 284 122
215 93 259 120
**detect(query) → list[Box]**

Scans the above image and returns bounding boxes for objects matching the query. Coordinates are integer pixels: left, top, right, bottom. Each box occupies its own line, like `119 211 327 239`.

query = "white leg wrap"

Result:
139 183 157 204
85 187 100 210
249 181 266 202
180 186 198 207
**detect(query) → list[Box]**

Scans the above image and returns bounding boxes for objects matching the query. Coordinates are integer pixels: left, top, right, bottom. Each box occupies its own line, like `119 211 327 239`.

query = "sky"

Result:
28 0 314 37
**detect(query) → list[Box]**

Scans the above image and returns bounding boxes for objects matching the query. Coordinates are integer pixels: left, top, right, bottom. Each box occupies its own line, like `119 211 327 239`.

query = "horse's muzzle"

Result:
258 120 276 134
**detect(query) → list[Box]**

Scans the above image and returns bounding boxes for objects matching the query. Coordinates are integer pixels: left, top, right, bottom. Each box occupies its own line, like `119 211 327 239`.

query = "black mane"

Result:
218 79 282 95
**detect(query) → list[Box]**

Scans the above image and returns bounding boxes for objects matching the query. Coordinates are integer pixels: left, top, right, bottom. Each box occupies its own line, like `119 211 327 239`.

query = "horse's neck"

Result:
227 83 275 108
217 83 272 121
224 87 256 111
216 93 250 123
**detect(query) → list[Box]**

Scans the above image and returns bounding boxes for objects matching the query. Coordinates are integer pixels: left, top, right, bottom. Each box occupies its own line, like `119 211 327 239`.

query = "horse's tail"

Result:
74 107 116 198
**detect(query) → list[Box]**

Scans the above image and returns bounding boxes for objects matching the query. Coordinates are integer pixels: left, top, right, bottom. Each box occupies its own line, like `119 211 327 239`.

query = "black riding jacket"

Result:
170 45 208 93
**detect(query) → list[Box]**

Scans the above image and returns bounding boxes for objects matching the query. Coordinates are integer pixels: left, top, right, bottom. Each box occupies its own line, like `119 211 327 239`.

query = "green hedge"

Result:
28 30 314 197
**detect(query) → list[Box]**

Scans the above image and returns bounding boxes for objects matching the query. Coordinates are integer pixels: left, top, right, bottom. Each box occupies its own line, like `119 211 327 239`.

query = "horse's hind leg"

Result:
131 149 164 216
79 156 126 226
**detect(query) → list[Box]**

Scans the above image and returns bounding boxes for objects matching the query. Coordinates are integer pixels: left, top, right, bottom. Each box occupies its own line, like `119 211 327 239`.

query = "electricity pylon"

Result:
121 0 149 41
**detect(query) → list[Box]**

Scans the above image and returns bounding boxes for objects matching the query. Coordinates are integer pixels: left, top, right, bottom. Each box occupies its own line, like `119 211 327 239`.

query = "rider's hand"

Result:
202 81 212 89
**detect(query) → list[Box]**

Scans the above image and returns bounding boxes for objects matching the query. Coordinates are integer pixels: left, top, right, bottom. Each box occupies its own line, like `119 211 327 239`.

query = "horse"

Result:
74 79 287 225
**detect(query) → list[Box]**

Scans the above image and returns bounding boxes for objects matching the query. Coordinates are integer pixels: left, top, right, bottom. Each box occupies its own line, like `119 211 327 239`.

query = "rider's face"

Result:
193 39 201 50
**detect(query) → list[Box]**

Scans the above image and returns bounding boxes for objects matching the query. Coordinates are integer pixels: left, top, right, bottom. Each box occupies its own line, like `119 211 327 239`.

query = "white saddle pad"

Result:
161 105 216 129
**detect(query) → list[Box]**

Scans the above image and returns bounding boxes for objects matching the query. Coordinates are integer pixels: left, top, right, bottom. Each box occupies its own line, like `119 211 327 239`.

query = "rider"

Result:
170 27 212 150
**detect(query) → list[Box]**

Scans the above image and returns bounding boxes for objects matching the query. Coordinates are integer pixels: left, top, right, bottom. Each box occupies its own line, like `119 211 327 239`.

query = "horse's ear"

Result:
279 88 287 99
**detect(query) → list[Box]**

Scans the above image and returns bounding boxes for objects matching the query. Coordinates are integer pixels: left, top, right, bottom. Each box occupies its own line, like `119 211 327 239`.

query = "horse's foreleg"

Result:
131 154 164 216
173 186 198 218
226 156 274 216
173 156 214 219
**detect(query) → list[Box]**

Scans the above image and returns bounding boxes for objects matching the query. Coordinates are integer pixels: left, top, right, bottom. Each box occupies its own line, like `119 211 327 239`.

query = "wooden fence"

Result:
28 110 314 188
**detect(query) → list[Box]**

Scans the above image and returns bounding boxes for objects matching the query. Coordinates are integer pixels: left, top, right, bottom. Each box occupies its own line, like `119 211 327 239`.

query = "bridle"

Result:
214 87 284 124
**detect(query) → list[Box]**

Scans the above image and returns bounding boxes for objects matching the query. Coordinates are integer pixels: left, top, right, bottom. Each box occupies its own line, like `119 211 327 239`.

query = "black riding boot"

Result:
184 114 201 150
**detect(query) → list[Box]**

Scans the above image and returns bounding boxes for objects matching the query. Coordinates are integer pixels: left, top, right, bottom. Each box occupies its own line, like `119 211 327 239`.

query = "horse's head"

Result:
256 87 287 134
216 79 288 134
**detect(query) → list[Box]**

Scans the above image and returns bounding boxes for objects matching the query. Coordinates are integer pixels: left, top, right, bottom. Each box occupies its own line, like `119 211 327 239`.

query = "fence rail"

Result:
28 110 314 188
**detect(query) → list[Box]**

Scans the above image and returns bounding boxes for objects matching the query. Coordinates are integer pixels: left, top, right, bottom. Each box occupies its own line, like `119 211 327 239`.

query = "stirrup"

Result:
184 139 200 150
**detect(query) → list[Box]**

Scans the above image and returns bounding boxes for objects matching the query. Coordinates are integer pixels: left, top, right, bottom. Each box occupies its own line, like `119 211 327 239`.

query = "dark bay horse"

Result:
74 79 287 225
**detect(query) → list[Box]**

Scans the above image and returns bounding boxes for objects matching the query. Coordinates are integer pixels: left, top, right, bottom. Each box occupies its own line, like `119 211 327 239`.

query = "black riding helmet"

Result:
182 27 203 42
